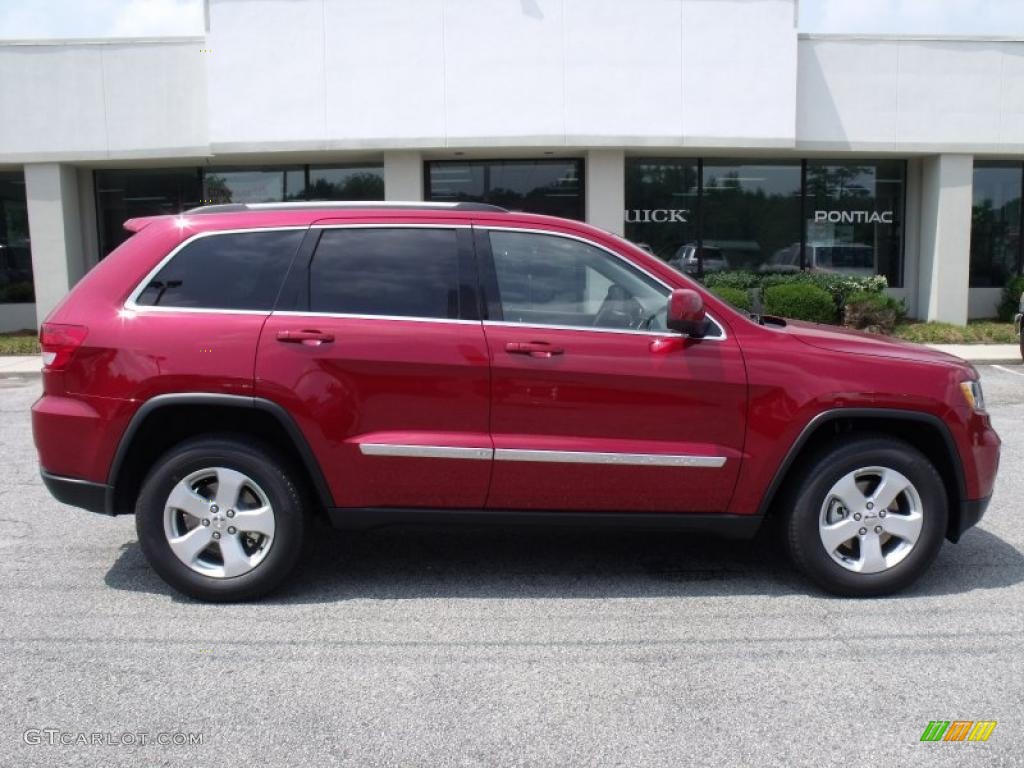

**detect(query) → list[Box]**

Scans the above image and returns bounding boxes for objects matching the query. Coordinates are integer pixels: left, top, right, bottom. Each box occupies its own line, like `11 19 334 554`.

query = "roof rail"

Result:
184 201 508 215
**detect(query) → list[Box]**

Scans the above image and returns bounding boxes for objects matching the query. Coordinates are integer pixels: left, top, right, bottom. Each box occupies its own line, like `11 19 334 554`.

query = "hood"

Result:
779 319 968 367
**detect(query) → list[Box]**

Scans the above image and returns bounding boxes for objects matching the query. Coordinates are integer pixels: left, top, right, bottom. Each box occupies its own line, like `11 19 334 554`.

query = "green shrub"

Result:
702 271 761 292
997 275 1024 322
709 286 752 311
763 283 837 324
842 291 906 334
702 271 888 323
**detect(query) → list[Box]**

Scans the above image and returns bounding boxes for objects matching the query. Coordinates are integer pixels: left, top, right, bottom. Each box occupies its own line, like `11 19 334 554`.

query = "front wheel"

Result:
783 436 948 597
135 436 307 602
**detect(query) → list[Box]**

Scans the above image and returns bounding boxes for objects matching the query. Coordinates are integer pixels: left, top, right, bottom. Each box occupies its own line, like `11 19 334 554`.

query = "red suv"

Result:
32 203 1000 601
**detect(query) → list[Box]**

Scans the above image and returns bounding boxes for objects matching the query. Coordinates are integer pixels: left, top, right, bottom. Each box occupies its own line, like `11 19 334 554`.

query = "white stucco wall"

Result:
797 36 1024 152
0 39 208 164
206 0 798 152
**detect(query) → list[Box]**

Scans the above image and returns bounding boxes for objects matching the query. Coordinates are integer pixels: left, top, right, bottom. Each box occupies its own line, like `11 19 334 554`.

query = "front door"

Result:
478 227 747 513
255 223 492 509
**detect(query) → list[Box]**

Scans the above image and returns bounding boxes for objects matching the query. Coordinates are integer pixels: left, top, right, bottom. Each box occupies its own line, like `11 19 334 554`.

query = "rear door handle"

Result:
276 329 334 345
505 341 564 358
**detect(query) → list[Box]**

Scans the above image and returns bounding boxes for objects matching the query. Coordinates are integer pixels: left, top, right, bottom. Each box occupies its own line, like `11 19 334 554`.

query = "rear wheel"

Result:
783 436 947 597
135 436 306 602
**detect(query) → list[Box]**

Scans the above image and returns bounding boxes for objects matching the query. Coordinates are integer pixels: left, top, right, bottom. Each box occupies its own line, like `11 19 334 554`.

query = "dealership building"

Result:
1 0 1022 331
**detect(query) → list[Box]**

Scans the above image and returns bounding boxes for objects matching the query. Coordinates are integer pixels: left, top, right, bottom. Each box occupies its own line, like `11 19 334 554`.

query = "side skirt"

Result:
328 507 764 538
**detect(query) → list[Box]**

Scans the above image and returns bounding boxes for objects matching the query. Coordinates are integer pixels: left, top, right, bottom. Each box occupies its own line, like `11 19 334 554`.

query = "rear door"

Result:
254 221 492 510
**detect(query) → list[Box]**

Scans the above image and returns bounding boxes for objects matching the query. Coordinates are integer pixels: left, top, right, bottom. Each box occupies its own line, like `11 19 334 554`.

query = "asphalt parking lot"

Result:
0 366 1021 767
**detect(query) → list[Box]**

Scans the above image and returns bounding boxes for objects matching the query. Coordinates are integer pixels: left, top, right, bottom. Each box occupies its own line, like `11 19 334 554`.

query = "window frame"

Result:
475 226 725 340
125 226 308 315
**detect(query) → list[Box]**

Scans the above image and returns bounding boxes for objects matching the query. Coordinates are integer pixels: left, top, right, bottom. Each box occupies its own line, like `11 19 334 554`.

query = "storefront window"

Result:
0 171 33 304
308 165 384 200
701 161 803 274
425 159 584 220
95 168 204 258
804 160 905 286
96 164 384 257
204 166 306 204
624 158 906 286
623 158 698 264
970 162 1022 287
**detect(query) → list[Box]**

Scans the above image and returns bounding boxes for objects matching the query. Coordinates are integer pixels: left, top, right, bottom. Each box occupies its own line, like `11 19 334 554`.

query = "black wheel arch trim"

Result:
757 407 968 531
106 393 334 514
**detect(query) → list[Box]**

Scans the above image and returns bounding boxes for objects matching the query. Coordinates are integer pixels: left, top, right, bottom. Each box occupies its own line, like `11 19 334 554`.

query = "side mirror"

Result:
667 288 707 337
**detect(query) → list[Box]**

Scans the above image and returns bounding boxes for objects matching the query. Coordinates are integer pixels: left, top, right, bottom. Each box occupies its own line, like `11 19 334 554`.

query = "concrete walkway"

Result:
0 343 1019 376
929 344 1021 364
0 355 42 375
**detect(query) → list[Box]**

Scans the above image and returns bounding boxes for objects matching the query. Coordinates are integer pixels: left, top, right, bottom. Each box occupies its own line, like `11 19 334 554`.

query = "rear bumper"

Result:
949 496 991 542
40 469 112 516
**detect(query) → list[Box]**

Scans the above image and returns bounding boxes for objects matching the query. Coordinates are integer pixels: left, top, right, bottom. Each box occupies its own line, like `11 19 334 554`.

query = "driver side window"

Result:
488 230 668 331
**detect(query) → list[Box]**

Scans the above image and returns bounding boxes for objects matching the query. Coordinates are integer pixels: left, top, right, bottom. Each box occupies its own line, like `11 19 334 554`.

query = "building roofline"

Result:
0 35 205 47
799 32 1024 43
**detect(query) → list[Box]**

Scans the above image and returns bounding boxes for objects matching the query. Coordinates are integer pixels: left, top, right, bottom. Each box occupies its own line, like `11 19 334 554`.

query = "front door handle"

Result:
276 329 334 345
505 341 564 358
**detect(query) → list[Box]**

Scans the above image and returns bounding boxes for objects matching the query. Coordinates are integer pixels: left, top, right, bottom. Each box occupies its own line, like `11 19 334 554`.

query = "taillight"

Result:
39 323 88 370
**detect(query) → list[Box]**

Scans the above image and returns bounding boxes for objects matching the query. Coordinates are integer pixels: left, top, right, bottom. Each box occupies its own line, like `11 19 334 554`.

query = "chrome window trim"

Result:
483 320 683 339
124 225 309 313
273 310 480 326
357 442 727 468
479 225 727 341
359 444 492 460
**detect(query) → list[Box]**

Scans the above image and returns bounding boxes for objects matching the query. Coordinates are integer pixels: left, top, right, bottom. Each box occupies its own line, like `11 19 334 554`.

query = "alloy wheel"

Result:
162 467 276 578
818 466 924 574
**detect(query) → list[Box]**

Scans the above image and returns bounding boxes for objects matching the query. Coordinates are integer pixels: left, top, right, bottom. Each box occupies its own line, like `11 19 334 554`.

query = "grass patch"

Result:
892 320 1019 345
0 331 39 356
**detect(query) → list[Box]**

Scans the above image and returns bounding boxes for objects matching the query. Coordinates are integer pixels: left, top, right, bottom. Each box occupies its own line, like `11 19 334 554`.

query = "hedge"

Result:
843 291 906 334
763 283 837 324
709 286 752 311
702 270 887 309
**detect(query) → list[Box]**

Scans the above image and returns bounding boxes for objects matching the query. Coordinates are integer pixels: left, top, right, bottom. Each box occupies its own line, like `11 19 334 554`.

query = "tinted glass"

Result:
970 162 1022 287
426 159 584 220
702 161 803 274
804 160 905 286
308 165 384 200
0 172 33 304
135 230 303 310
204 167 306 204
624 158 699 265
95 168 203 256
310 228 459 319
489 231 668 331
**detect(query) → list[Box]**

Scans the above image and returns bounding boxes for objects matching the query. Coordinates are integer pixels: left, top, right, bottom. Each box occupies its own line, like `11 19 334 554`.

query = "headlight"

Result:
959 379 986 411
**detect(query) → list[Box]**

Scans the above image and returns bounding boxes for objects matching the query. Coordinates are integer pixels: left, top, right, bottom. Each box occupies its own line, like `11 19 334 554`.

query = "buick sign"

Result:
624 209 690 224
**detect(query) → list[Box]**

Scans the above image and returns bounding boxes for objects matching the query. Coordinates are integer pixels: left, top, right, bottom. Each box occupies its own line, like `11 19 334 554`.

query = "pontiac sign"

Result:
814 210 894 224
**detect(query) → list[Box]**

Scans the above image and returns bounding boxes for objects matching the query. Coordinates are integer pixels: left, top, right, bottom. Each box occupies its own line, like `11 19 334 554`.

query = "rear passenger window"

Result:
135 230 303 310
309 228 459 319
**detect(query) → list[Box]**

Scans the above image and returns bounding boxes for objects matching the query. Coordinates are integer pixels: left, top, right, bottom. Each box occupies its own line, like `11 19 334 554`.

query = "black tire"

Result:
783 435 947 597
135 435 307 602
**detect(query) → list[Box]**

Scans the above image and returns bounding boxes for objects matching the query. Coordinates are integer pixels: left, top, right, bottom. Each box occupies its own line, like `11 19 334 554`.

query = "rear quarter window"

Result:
134 229 304 310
